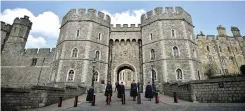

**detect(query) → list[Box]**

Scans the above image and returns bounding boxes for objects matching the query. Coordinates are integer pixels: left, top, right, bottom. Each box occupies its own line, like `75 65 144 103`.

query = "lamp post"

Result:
91 58 97 87
151 64 156 96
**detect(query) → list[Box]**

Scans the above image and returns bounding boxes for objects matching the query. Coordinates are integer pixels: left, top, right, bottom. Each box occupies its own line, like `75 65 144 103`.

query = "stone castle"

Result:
1 7 245 91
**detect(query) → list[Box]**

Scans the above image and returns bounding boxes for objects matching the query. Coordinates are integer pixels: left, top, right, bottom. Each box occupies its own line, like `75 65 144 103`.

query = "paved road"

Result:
56 91 245 111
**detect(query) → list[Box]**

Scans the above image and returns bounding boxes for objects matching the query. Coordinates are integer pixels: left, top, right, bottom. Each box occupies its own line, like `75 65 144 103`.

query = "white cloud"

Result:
102 9 146 27
25 35 49 48
0 8 60 38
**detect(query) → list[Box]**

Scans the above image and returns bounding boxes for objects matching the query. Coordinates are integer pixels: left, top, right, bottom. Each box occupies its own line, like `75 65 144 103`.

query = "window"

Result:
235 47 238 52
229 56 235 64
67 70 75 81
219 46 222 52
14 27 17 32
72 48 78 57
31 58 37 66
173 46 179 57
171 29 175 37
197 70 201 80
95 51 100 60
98 33 101 40
127 72 131 80
76 30 80 37
51 70 56 82
152 69 157 80
94 71 98 82
150 33 153 40
208 56 213 63
228 46 231 53
176 69 183 80
225 69 228 74
193 49 197 57
221 56 226 66
151 49 155 60
207 46 210 52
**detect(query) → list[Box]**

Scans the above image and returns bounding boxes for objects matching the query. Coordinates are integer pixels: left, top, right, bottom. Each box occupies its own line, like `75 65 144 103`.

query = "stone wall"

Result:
1 85 86 111
163 77 245 103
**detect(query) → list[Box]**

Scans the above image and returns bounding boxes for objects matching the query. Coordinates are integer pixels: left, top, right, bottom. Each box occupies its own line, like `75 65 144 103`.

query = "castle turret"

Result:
231 26 241 37
217 25 227 37
2 15 32 65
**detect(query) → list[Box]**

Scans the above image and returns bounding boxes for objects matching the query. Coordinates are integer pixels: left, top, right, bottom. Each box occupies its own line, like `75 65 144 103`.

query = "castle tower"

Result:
231 26 241 37
52 9 110 90
141 7 203 86
2 15 32 65
217 25 227 37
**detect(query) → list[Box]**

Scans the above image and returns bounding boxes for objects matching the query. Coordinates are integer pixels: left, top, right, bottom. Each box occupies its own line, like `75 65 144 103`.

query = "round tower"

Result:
52 8 111 90
140 7 202 86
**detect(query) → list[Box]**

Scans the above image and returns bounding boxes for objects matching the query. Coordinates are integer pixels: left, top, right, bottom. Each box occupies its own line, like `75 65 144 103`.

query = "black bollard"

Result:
137 93 141 104
155 93 159 104
174 92 178 103
107 95 111 105
74 96 78 107
58 97 62 107
91 95 96 106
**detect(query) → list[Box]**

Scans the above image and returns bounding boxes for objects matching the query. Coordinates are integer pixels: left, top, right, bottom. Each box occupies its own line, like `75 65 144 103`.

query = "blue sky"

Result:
1 1 245 48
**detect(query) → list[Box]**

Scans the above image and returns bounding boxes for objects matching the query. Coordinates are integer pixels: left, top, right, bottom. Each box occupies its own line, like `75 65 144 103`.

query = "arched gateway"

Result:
114 64 137 88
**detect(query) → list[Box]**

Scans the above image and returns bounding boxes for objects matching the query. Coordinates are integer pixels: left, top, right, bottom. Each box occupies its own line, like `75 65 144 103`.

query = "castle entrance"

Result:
116 65 136 89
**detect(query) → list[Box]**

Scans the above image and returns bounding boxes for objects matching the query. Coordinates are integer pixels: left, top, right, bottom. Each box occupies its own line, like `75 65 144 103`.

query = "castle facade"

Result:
1 7 245 91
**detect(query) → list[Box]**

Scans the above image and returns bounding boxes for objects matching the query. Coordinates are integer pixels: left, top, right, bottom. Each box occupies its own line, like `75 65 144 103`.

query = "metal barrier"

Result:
107 95 111 105
155 93 159 104
137 93 141 104
122 94 125 105
174 92 178 103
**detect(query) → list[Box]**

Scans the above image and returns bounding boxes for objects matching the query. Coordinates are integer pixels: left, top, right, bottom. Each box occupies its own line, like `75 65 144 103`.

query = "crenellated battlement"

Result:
1 21 12 33
110 24 141 32
61 8 111 28
24 48 56 55
13 15 32 28
140 7 192 27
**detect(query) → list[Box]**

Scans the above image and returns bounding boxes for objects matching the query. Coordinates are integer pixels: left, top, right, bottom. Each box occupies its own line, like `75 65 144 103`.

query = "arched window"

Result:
193 49 197 57
229 56 235 64
127 72 131 81
173 46 179 57
76 30 80 37
221 56 226 66
151 49 155 60
198 70 201 80
67 70 75 81
219 46 222 52
171 29 175 37
207 46 210 52
176 69 183 80
152 69 157 80
51 70 56 82
72 48 78 57
228 46 231 53
150 33 153 40
94 71 99 82
95 51 100 60
98 33 101 40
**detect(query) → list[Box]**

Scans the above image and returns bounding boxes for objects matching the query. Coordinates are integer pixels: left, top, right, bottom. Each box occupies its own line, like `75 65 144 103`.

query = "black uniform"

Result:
145 85 153 99
130 83 138 99
117 84 125 98
105 83 112 101
86 88 94 102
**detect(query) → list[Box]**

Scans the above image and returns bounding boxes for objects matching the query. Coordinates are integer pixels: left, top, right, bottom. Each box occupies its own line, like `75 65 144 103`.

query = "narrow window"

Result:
219 46 222 52
76 30 79 37
172 29 175 37
229 56 235 64
207 46 210 52
221 56 226 66
193 49 196 57
67 70 75 81
225 69 228 74
14 27 17 32
150 33 153 40
173 46 179 57
151 49 155 60
228 46 231 53
72 48 78 57
208 56 213 63
94 71 98 82
95 51 100 60
98 33 101 40
31 58 37 66
198 70 201 80
176 69 182 80
51 70 56 82
235 47 238 52
127 72 131 81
